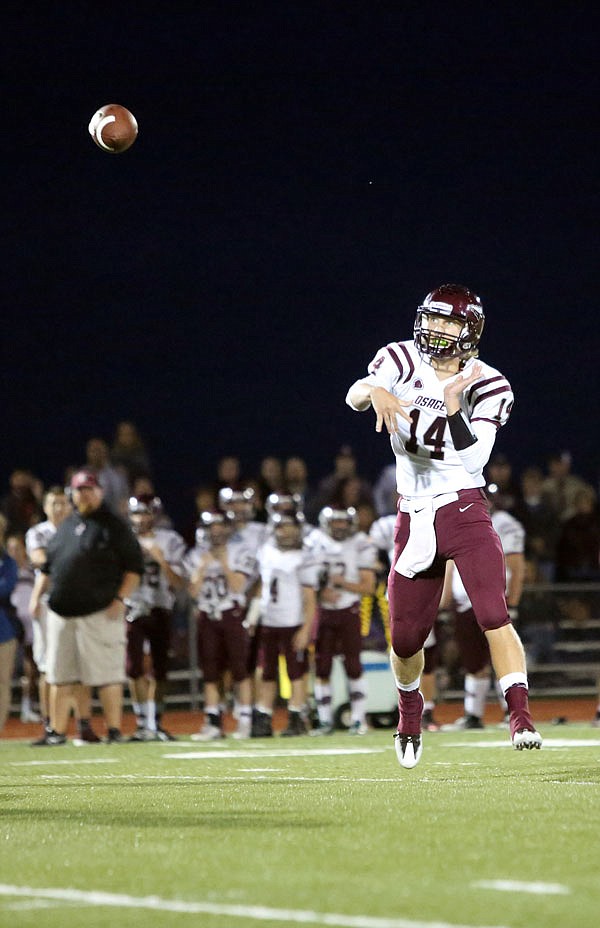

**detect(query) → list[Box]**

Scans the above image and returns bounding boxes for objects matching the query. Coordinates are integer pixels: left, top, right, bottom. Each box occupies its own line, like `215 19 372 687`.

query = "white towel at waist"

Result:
394 492 458 579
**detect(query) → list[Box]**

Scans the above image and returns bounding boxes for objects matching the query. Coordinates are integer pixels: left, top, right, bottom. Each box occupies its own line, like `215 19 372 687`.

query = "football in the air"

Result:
88 104 138 153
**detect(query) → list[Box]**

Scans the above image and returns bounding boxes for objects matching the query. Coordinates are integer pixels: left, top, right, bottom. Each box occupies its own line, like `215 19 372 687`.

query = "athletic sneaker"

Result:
250 710 273 738
105 729 125 744
73 727 102 745
394 690 424 769
348 720 368 735
190 722 223 741
280 711 307 737
156 726 177 742
128 727 159 742
441 714 484 731
31 729 67 747
309 722 334 736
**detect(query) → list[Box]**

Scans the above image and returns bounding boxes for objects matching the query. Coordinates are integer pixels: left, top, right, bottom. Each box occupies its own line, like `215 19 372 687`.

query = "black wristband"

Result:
447 410 477 450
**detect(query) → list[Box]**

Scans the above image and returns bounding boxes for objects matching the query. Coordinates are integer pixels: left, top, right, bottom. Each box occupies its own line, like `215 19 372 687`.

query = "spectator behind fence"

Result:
84 437 130 516
0 515 19 733
110 420 152 488
6 532 39 723
29 469 144 745
373 463 398 517
542 451 595 523
483 453 523 516
0 469 44 535
513 466 560 581
554 487 600 582
284 456 318 523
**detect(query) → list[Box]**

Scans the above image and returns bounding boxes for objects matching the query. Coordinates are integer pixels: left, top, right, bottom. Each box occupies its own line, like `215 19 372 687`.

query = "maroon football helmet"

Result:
414 284 485 362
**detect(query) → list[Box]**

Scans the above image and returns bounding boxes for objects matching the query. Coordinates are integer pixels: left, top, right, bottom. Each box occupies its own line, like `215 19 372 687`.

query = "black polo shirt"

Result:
44 503 144 617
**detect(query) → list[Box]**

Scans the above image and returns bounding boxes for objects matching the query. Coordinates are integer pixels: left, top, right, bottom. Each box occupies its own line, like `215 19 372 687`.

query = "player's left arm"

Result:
443 363 513 474
293 586 318 651
331 567 376 596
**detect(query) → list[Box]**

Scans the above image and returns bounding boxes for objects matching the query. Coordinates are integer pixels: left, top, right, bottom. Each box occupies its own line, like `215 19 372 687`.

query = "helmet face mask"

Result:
414 284 484 363
218 487 255 523
318 506 358 541
128 495 160 534
272 513 303 549
200 510 233 547
266 492 304 524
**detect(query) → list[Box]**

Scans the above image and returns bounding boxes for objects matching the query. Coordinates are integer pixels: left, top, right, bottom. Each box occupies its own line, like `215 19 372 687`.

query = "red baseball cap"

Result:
70 469 100 490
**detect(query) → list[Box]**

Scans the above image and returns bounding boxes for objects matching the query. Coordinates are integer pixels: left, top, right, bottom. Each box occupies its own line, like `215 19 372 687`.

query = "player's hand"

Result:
320 587 339 605
443 363 482 402
370 386 412 433
442 363 482 416
292 627 310 651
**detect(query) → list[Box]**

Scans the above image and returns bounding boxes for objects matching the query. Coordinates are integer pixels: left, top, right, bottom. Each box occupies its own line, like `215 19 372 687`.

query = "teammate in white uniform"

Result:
307 507 376 733
126 495 187 741
251 514 320 737
347 283 541 768
188 511 256 740
442 499 525 729
218 487 267 557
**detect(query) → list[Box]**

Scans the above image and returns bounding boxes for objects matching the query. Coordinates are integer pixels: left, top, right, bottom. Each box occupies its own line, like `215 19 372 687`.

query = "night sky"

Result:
3 3 599 526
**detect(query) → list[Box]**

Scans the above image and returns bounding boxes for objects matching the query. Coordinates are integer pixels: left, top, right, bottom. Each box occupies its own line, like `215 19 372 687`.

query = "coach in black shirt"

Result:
31 469 144 744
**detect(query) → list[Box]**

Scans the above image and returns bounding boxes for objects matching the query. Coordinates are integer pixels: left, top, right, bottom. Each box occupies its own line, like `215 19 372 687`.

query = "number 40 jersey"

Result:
347 339 513 498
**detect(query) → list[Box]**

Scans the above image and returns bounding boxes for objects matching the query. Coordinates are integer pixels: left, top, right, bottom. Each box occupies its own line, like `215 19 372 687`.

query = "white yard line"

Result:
473 880 570 896
0 884 512 928
9 758 119 766
34 774 400 783
163 748 385 759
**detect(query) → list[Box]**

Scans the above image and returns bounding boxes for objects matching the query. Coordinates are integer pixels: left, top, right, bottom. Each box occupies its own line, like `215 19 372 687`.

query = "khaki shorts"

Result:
46 608 126 687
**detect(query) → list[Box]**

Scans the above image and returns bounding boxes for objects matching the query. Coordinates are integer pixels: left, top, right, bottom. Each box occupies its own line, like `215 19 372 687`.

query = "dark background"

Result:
3 2 598 527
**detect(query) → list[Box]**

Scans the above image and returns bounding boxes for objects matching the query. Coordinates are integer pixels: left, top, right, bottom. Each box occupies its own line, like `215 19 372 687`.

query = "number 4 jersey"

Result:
257 543 321 628
347 339 513 497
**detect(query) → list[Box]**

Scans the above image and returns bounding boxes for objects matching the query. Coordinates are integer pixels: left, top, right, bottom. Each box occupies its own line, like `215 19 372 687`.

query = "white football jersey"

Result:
127 528 187 614
452 510 525 612
369 514 397 565
25 520 56 559
232 521 268 556
307 530 377 610
257 542 321 628
188 540 256 619
348 340 513 497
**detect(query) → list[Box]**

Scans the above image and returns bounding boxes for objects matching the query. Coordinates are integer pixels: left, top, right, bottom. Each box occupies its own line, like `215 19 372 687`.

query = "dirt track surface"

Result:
2 697 597 741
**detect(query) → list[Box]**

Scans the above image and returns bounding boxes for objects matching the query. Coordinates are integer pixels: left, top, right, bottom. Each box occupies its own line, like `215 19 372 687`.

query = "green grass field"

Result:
1 725 599 928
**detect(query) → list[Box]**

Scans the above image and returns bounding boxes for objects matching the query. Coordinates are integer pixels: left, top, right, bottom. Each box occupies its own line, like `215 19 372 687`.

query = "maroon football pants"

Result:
389 488 510 658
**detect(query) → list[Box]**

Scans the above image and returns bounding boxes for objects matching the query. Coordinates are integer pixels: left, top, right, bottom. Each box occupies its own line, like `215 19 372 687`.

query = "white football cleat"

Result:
190 723 223 742
512 728 543 750
394 732 423 769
